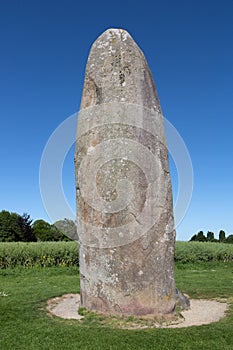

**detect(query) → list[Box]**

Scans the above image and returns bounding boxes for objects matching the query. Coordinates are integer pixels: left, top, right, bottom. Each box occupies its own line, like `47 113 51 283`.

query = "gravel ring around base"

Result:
46 293 228 328
46 293 84 320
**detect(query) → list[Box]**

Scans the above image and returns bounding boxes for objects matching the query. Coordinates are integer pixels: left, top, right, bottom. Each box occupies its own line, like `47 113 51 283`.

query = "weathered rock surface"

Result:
75 28 189 316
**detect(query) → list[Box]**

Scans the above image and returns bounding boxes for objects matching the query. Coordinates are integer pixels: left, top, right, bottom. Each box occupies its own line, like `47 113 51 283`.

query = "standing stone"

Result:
75 28 189 316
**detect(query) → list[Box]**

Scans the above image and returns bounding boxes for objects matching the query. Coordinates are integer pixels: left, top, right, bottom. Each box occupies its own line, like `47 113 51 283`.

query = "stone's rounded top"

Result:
95 28 131 42
80 28 162 113
103 28 129 34
92 28 140 54
100 28 130 36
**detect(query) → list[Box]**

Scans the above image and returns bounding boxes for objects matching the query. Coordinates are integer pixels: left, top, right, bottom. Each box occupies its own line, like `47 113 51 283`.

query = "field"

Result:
0 242 233 349
1 241 233 269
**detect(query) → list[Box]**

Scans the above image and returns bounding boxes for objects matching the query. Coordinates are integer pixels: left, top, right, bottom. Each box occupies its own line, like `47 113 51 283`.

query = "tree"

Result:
0 210 36 242
33 219 67 241
190 231 207 242
0 210 21 241
226 234 233 244
33 220 54 241
207 231 215 242
196 231 207 242
17 213 36 242
189 231 208 242
219 230 226 242
190 234 197 241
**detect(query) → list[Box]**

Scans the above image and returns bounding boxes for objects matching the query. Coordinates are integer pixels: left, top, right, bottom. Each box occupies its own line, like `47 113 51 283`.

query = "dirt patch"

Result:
166 299 228 328
46 293 83 320
46 294 228 328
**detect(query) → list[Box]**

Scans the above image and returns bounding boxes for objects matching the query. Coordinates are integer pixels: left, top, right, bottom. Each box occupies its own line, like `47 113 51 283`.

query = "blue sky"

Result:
0 0 232 241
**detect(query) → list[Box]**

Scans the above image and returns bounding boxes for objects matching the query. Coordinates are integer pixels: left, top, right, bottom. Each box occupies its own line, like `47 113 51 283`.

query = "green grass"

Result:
0 263 233 350
175 262 233 299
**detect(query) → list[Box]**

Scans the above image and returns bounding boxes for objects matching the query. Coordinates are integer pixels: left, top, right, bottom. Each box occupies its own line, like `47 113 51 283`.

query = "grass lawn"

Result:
0 263 233 350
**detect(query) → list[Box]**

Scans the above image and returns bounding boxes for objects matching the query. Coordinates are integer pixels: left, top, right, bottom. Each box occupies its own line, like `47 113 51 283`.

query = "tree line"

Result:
0 210 77 242
190 230 233 243
2 209 232 244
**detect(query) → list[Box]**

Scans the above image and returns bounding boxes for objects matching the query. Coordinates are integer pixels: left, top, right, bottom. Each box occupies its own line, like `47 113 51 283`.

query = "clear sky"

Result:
0 0 232 241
